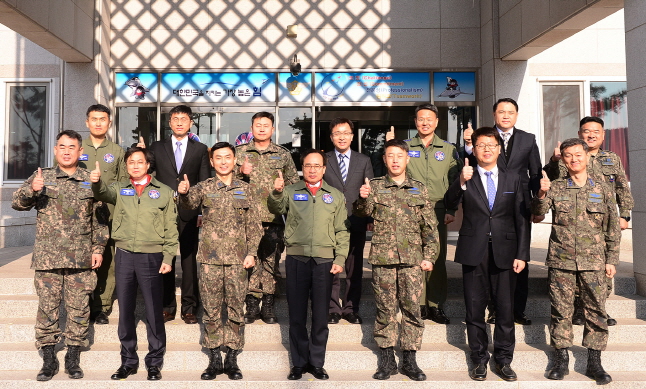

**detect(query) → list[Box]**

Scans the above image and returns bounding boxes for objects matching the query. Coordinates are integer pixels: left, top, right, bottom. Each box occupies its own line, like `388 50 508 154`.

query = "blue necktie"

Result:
339 154 347 183
485 171 496 211
175 141 183 172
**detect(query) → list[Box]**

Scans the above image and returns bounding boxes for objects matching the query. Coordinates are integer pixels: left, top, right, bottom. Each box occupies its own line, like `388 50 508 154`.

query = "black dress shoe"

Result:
342 312 363 324
162 311 175 323
607 316 617 326
181 313 198 324
287 366 304 380
427 307 450 324
494 362 517 381
307 365 329 380
95 311 109 325
486 311 496 324
328 312 341 324
111 365 138 380
514 313 532 326
147 366 162 380
469 363 487 381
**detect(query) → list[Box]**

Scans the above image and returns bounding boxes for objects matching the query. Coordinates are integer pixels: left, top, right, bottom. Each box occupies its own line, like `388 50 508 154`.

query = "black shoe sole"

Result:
36 369 59 382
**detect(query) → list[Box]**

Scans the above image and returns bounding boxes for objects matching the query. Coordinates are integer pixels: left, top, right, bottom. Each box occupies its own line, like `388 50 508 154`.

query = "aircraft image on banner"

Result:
437 76 474 99
125 77 151 100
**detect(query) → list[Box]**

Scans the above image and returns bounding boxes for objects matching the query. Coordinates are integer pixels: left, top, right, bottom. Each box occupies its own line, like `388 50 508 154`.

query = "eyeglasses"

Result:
303 164 323 171
171 117 191 124
332 132 353 138
474 143 500 150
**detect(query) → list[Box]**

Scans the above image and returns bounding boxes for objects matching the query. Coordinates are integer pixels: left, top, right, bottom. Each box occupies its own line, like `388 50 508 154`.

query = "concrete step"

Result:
2 369 646 387
2 343 646 372
0 274 636 296
2 317 646 345
1 293 645 320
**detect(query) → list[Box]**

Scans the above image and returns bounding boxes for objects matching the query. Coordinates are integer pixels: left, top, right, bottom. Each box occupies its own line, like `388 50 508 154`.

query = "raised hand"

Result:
539 170 551 193
177 174 190 194
241 155 253 175
463 122 473 146
551 141 562 162
385 126 395 142
460 157 473 186
274 170 285 192
137 136 146 148
32 167 44 192
90 161 101 183
359 177 371 199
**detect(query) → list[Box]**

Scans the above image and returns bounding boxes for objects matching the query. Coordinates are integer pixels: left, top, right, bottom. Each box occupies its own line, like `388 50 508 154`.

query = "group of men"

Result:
12 97 630 384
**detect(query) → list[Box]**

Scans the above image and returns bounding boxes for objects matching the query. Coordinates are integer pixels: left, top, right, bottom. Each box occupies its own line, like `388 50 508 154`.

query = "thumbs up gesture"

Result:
538 170 552 199
463 122 473 146
274 170 285 193
90 161 102 183
241 155 253 175
178 174 190 194
359 177 371 199
32 168 44 192
136 136 146 149
460 158 473 186
551 141 562 162
385 126 395 142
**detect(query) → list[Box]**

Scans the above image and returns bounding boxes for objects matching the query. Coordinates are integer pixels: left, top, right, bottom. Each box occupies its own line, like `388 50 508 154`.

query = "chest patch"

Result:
294 193 309 201
148 189 160 199
408 151 420 158
322 193 334 204
120 188 135 196
79 154 89 161
434 151 445 161
104 153 115 163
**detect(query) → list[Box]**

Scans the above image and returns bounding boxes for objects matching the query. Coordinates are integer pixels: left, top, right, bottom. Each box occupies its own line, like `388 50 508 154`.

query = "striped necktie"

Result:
339 154 347 183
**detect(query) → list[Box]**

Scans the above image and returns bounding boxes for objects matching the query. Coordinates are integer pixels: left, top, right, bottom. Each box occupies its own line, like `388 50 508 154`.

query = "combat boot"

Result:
400 350 426 381
585 349 612 385
64 345 83 379
373 346 397 380
36 345 59 381
244 294 260 324
260 294 277 324
547 347 569 380
224 347 243 380
201 348 223 380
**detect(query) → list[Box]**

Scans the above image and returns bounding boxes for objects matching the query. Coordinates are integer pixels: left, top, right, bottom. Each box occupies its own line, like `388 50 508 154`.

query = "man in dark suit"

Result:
445 127 529 382
464 98 542 325
139 105 211 324
324 118 374 325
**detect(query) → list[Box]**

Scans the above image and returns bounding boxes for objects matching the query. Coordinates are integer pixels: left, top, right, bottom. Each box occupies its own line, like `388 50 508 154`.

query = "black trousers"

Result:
329 227 366 315
115 248 166 368
463 242 517 365
163 216 200 316
285 255 333 368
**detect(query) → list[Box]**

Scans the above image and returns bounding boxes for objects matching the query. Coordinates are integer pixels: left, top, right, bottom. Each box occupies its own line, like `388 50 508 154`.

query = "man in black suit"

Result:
464 98 542 325
324 118 374 325
445 127 529 382
139 105 211 324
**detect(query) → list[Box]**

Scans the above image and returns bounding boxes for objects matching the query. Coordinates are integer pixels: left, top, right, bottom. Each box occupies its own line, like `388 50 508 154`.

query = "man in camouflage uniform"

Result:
78 104 127 325
12 130 109 381
386 103 461 324
235 111 299 324
179 142 262 381
533 138 620 385
354 139 439 382
544 116 632 326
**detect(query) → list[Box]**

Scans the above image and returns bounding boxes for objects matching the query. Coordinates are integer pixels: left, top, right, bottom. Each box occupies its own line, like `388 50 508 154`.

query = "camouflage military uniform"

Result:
78 137 127 315
354 175 439 350
235 140 299 298
180 178 262 349
532 176 621 350
12 167 109 349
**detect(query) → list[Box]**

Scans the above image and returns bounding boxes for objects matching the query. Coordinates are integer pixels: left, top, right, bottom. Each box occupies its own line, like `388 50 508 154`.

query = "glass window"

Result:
590 81 629 179
278 107 312 170
541 83 582 159
116 107 157 148
5 84 48 181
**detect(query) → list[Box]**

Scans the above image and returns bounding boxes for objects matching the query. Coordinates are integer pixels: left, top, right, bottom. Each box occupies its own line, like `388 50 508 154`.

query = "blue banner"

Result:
433 72 476 102
314 72 429 102
278 73 312 102
115 73 158 103
160 73 276 103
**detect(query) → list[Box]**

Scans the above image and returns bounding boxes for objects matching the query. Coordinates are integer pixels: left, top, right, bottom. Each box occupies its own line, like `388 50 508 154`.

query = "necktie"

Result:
175 141 183 172
501 132 511 151
339 154 347 183
485 171 496 211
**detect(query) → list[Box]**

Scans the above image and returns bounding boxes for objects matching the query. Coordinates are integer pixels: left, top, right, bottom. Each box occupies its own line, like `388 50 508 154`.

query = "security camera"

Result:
290 54 301 76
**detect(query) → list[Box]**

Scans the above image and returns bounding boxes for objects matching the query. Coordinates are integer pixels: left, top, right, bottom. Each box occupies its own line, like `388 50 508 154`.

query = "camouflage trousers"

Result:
248 223 284 298
34 268 97 349
373 264 425 350
199 263 247 350
549 268 609 350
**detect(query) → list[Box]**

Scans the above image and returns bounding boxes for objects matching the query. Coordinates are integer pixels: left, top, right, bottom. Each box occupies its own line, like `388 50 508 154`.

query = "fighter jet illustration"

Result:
438 76 474 99
125 77 150 100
